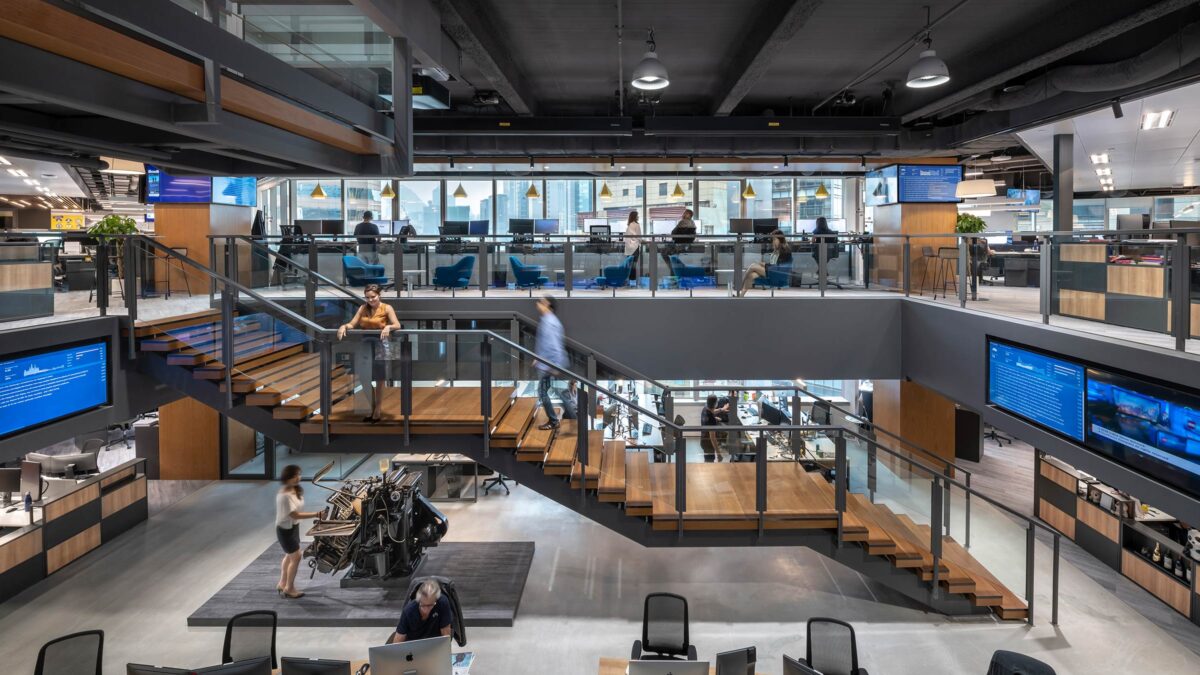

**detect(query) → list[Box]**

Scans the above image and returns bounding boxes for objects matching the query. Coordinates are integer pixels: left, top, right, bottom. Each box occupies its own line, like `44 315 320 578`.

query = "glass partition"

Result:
496 180 543 235
294 180 343 221
546 179 595 234
596 179 644 224
395 180 442 234
745 179 792 232
697 180 741 233
344 179 388 224
445 180 492 223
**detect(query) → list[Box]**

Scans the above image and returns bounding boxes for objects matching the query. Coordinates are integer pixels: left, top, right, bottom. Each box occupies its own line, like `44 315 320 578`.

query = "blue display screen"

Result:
864 165 897 206
987 339 1085 441
145 165 212 203
898 165 963 203
212 176 258 206
0 341 110 438
1007 188 1041 206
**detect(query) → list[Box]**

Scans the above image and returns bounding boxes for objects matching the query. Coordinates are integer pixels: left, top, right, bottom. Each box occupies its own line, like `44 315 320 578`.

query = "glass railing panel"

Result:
123 239 222 326
1 233 72 326
1189 245 1200 348
655 236 717 296
567 239 628 295
943 479 1031 620
852 435 939 554
865 234 906 293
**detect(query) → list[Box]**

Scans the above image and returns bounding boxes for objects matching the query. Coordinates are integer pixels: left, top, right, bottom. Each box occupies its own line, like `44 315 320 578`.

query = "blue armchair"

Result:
509 255 549 288
669 255 708 289
594 255 634 289
342 255 388 286
753 261 793 290
432 255 475 290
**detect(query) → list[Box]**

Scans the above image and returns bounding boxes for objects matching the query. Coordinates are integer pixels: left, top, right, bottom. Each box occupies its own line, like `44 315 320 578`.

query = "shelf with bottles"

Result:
1122 520 1195 588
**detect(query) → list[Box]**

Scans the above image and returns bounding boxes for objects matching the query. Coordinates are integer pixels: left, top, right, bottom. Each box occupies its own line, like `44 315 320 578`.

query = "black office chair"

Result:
986 650 1056 675
983 424 1012 446
479 465 512 495
803 617 868 675
222 610 278 669
35 629 103 675
631 592 698 661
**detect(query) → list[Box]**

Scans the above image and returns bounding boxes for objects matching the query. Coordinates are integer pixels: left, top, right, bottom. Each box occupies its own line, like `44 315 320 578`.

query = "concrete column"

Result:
1053 134 1073 232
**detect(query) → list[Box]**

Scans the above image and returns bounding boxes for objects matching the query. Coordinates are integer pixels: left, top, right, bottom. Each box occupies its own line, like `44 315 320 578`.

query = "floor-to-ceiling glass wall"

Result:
445 180 492 223
395 180 441 234
745 178 793 232
546 179 595 233
697 180 742 233
496 179 543 234
294 179 343 221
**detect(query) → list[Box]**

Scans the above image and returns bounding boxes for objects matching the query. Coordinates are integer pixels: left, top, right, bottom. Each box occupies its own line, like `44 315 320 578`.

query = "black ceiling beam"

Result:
644 116 901 137
0 107 176 161
0 37 363 175
78 0 393 140
414 116 633 136
348 0 460 81
432 0 537 116
154 150 294 177
413 132 932 157
901 0 1197 122
712 0 823 116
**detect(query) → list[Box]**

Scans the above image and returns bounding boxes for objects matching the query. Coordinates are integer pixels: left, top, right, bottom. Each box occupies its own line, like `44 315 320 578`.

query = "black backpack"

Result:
403 576 467 647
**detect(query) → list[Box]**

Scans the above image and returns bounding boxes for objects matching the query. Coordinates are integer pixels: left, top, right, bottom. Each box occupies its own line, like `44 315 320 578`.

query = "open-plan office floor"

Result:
2 457 1199 675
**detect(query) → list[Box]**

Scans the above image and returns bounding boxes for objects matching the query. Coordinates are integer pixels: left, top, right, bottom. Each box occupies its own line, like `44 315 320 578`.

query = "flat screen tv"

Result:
986 339 1085 441
534 219 559 234
212 176 258 206
1006 188 1041 206
864 165 898 206
145 165 212 203
897 164 963 203
0 340 111 438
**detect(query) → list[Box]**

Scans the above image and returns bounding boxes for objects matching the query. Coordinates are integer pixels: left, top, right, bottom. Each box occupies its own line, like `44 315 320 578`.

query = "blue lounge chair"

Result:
753 261 793 294
432 255 475 290
342 255 388 286
669 255 707 292
509 255 549 289
594 255 634 291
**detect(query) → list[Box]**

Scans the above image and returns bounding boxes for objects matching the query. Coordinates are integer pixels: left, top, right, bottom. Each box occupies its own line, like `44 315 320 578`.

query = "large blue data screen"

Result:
146 165 212 203
898 165 963 203
0 342 110 438
212 176 258 206
987 340 1085 441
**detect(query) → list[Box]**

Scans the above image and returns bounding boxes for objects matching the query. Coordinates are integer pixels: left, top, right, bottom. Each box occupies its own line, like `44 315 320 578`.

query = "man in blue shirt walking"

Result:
534 295 567 430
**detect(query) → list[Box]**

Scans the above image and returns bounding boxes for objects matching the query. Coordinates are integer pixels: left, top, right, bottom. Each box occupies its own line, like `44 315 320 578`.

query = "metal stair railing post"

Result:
395 237 403 298
930 474 942 601
221 280 235 410
320 339 332 444
674 424 686 536
306 240 317 320
1026 521 1036 626
1039 234 1052 324
577 383 589 502
96 239 109 316
903 236 912 296
123 237 138 356
866 438 877 501
818 237 828 297
755 431 767 537
662 391 674 457
834 431 847 547
478 236 488 298
790 391 803 457
649 238 659 297
943 466 952 537
564 239 573 296
957 237 968 307
228 239 240 307
1052 532 1060 625
481 336 491 458
1173 233 1190 351
208 237 217 301
733 234 744 294
965 472 972 548
401 335 412 445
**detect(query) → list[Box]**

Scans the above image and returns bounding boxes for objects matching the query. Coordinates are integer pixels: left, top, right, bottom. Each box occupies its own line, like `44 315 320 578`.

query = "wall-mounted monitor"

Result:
0 340 111 439
864 165 898 206
212 176 258 207
987 339 1085 441
897 165 963 203
145 165 212 203
534 219 559 234
1007 188 1041 207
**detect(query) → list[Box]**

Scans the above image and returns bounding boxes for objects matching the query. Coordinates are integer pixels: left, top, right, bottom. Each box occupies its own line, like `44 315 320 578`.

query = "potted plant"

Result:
956 212 987 234
88 214 139 279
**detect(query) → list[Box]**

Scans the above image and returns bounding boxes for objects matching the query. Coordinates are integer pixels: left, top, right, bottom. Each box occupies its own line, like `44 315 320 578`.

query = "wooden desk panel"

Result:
46 523 99 574
1108 265 1165 298
0 262 52 291
1058 289 1105 320
101 477 147 518
1076 498 1120 542
1038 499 1075 540
1060 244 1107 263
44 483 100 521
1121 550 1191 617
1038 460 1077 493
0 528 42 574
99 465 136 489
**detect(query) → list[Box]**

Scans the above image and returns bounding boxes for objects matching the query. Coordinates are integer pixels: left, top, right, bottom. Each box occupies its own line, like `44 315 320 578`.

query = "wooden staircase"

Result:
133 311 1027 622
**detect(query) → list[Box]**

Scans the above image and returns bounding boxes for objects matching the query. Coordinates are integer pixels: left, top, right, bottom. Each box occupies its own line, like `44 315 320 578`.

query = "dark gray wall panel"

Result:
901 301 1200 524
392 297 904 381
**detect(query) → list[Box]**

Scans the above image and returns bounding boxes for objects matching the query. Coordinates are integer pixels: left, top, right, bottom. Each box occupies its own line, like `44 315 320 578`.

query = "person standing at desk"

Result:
624 211 642 281
738 230 792 296
701 395 726 462
534 295 568 431
660 209 697 270
276 464 321 599
337 284 401 423
354 210 381 263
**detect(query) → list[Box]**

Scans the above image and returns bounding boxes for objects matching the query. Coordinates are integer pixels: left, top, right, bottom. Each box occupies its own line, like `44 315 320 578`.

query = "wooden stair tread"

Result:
246 363 346 406
569 431 605 485
517 408 558 456
273 372 356 419
131 309 221 336
167 329 290 366
221 352 318 390
493 398 537 438
624 451 652 513
598 441 627 494
846 494 902 549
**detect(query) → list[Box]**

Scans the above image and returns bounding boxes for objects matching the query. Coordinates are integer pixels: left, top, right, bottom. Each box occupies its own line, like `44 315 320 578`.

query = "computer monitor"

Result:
810 400 832 426
783 655 823 675
389 219 412 235
0 467 20 492
760 400 789 426
534 218 559 234
440 221 469 236
729 218 754 234
293 219 323 236
589 225 611 242
627 661 710 675
509 218 535 235
753 219 778 238
192 657 272 675
716 646 756 675
279 657 352 675
368 636 451 675
467 220 489 235
1116 214 1148 231
126 665 189 675
606 217 629 234
320 220 344 235
21 460 42 500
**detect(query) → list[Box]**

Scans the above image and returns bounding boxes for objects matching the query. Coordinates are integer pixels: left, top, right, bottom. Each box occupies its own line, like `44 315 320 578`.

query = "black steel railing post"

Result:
755 431 767 536
481 337 491 458
1173 233 1190 351
867 439 877 501
1026 521 1036 626
649 239 659 297
965 472 972 549
395 237 403 298
943 467 952 533
835 432 847 546
674 424 685 535
564 239 573 297
733 235 744 295
957 237 968 307
662 391 674 456
478 237 488 298
228 239 240 306
96 240 109 316
790 392 803 459
209 237 217 300
124 238 138 356
320 339 331 445
930 475 943 600
221 282 235 410
903 237 912 296
401 335 412 445
1052 534 1060 626
306 241 317 320
577 383 589 501
1040 234 1052 324
818 238 828 297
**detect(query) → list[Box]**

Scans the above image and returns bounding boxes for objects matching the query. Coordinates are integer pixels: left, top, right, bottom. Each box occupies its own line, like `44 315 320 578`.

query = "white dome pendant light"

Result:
631 28 669 91
906 6 950 89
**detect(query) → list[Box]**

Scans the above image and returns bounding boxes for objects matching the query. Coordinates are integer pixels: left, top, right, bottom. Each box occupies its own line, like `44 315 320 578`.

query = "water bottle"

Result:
23 491 32 512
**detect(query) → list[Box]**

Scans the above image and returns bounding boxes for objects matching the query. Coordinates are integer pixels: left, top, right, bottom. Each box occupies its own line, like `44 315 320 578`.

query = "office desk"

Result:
272 660 367 675
599 657 765 674
391 453 478 501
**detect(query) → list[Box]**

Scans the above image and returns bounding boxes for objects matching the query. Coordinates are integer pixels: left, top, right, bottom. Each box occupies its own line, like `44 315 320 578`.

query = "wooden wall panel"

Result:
101 477 147 518
1038 460 1078 493
45 524 100 574
0 529 42 574
44 483 99 521
226 418 257 471
1038 498 1076 539
1108 265 1165 298
1060 244 1107 263
870 379 956 470
1059 289 1106 320
1121 550 1191 617
869 203 958 292
158 397 220 480
0 262 52 291
1076 498 1120 542
99 465 136 489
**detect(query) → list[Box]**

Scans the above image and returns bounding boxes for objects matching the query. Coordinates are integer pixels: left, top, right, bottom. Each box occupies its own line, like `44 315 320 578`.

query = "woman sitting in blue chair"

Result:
738 230 792 297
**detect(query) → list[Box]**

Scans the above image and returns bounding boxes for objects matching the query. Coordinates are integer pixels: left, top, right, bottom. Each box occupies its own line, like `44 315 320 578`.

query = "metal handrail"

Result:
227 235 364 300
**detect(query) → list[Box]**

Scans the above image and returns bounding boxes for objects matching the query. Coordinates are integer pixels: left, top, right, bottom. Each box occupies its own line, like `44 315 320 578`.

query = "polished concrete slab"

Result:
1 476 1199 674
187 541 534 627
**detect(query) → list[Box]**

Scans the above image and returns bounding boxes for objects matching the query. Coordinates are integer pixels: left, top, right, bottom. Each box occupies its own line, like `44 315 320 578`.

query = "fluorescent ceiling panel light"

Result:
1095 168 1112 176
964 169 984 177
1141 110 1174 130
1090 153 1109 164
0 156 9 165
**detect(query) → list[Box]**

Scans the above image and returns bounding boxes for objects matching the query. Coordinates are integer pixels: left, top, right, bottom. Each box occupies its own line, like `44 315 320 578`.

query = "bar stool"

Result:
916 246 936 295
934 246 959 299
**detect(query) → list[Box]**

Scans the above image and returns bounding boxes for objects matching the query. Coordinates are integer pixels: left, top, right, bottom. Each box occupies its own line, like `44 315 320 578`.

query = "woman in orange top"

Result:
337 284 400 422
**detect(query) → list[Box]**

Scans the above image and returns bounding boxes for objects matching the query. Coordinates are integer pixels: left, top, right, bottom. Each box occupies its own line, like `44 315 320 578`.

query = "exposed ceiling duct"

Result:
944 20 1200 116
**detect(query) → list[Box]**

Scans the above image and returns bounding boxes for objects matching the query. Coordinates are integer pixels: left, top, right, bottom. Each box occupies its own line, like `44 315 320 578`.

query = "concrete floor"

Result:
2 472 1200 674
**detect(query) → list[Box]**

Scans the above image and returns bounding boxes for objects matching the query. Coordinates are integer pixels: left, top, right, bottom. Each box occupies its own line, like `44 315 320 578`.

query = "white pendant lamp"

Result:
631 29 669 91
906 7 949 89
955 179 996 199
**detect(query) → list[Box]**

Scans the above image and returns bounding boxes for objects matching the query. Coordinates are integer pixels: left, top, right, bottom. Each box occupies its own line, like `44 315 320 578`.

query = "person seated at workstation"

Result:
354 210 381 263
388 580 454 643
701 395 727 462
660 208 697 270
738 229 792 296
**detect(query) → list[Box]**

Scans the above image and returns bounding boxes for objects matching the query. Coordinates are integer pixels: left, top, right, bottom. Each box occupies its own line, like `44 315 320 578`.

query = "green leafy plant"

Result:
956 212 987 234
87 214 139 238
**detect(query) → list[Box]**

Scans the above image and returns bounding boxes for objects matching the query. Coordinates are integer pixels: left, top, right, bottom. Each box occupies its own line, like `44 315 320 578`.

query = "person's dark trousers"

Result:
628 249 640 281
538 374 558 425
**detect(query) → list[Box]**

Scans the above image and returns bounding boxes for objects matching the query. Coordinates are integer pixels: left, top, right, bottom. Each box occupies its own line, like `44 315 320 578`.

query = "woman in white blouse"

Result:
624 211 642 282
275 464 321 598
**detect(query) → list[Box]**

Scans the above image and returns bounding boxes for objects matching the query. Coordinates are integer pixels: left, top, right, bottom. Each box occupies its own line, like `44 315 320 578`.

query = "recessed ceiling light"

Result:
1090 153 1109 164
990 153 1012 163
0 156 9 165
964 169 984 177
1095 168 1112 176
621 165 627 169
1142 110 1174 130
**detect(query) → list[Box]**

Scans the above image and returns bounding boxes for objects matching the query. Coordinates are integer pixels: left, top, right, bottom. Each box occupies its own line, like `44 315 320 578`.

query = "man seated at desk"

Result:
660 209 697 270
388 580 453 643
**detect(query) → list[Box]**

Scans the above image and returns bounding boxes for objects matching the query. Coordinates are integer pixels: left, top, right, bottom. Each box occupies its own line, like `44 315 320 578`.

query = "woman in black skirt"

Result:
276 464 320 598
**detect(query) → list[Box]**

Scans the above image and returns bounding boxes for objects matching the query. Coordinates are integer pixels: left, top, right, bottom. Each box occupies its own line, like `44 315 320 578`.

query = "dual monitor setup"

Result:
623 646 822 674
128 635 457 675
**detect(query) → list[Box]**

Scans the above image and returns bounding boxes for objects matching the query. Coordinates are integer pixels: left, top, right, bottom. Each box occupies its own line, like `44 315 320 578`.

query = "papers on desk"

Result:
453 651 475 674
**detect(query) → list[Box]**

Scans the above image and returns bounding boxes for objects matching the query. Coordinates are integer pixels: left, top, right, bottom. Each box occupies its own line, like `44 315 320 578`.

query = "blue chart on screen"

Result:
987 340 1085 440
212 176 257 206
0 342 108 437
898 165 962 203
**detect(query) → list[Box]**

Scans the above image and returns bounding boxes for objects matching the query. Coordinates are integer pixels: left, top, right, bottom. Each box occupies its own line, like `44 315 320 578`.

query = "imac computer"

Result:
509 218 535 235
627 661 710 675
368 636 451 675
279 657 352 675
126 666 189 675
783 655 823 675
21 460 43 501
467 220 489 235
729 218 754 235
440 221 469 236
0 467 20 505
192 657 272 675
534 218 559 234
589 225 612 243
716 646 756 675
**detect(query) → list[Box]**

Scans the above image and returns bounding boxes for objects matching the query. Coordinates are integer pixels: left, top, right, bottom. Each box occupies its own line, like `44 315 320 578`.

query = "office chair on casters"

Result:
803 617 868 675
342 255 388 286
986 650 1056 675
631 592 698 661
984 424 1012 446
481 468 513 495
595 255 635 295
669 255 707 295
35 629 103 675
223 609 278 669
433 255 475 293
